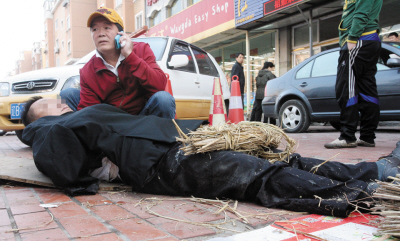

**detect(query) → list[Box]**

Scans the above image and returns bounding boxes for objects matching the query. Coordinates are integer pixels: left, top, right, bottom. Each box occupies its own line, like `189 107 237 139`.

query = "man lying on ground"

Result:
21 97 400 217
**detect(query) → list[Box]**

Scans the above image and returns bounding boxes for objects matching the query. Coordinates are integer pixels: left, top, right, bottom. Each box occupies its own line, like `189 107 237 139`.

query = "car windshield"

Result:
132 37 168 61
74 37 168 65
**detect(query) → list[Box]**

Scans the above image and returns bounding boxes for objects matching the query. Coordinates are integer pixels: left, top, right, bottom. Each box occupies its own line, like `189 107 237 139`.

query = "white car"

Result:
0 37 230 143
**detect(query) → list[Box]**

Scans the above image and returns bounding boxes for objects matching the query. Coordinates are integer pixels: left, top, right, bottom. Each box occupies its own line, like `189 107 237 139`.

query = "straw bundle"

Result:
173 121 297 163
371 175 400 238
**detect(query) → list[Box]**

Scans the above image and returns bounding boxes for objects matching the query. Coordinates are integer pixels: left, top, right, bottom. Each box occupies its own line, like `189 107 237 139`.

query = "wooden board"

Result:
0 156 131 191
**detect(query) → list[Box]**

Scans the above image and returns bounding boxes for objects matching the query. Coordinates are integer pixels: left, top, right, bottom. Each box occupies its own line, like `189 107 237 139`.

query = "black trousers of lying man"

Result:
21 97 400 217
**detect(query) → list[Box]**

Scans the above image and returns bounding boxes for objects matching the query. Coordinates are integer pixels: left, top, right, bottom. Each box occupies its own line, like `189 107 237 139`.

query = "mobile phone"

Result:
114 32 126 49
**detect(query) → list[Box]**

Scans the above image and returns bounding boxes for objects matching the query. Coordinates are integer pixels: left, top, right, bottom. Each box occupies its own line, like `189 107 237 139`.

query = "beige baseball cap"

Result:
87 7 124 29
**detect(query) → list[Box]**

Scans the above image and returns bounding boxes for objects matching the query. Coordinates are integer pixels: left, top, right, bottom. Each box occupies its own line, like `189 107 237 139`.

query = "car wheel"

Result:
278 100 310 133
16 130 31 146
329 121 341 131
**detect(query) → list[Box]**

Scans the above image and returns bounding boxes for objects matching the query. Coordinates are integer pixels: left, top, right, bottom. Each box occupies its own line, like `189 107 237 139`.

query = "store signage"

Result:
235 0 307 27
147 0 159 6
147 0 234 40
234 0 263 27
264 0 305 16
250 48 258 55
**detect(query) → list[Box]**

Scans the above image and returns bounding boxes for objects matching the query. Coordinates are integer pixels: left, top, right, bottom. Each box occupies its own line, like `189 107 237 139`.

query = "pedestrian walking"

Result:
250 62 276 124
325 0 382 149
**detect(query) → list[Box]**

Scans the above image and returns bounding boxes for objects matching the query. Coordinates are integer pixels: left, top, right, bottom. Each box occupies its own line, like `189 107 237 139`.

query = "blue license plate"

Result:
10 103 25 119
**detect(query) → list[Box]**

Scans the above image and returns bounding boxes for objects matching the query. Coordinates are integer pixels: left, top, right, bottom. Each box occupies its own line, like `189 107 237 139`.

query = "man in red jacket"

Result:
60 7 175 118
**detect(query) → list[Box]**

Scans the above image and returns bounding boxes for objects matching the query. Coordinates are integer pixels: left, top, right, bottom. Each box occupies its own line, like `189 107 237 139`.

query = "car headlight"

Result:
62 75 80 90
0 82 10 97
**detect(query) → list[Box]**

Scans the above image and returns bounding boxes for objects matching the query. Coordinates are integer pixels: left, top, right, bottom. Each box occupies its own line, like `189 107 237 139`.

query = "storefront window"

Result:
187 0 201 6
319 14 341 42
151 11 161 27
381 24 400 41
169 0 182 18
293 21 318 47
206 32 276 111
293 48 321 67
380 0 400 42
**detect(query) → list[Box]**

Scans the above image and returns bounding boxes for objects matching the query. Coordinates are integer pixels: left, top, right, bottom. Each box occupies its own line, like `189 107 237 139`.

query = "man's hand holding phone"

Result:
116 32 133 57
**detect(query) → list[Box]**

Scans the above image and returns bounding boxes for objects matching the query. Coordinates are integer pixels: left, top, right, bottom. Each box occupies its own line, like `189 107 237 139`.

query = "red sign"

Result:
147 0 234 40
264 0 305 16
250 48 258 56
147 0 159 6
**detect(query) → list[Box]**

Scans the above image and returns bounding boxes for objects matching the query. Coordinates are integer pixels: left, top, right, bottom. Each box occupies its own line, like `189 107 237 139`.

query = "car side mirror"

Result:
387 58 400 67
168 55 189 69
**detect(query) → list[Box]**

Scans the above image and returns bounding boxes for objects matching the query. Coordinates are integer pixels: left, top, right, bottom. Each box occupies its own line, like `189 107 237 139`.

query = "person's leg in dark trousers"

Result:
335 40 380 143
250 99 262 121
357 41 381 144
140 144 378 216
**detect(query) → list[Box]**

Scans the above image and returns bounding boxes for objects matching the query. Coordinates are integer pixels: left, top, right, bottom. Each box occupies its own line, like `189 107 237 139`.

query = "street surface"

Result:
0 124 399 240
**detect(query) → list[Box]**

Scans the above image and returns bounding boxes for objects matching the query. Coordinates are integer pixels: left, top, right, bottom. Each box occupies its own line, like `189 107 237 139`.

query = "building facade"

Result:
15 51 32 75
42 0 146 68
43 0 97 68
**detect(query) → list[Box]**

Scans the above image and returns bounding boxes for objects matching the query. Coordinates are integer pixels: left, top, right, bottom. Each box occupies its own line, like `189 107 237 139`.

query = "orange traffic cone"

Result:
165 73 173 95
208 78 227 126
164 73 177 119
228 75 244 124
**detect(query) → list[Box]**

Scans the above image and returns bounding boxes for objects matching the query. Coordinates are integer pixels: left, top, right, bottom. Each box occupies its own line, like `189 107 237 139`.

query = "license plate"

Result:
10 103 25 119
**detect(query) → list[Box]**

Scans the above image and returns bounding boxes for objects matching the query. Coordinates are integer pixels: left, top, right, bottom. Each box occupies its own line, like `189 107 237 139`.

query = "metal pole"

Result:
309 8 313 56
246 30 251 117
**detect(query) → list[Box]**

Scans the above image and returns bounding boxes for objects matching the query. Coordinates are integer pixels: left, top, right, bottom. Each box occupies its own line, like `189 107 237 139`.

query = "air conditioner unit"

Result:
54 47 60 54
62 0 69 7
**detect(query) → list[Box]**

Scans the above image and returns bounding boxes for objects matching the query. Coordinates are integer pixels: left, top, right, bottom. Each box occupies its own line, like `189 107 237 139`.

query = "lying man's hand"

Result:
118 32 134 58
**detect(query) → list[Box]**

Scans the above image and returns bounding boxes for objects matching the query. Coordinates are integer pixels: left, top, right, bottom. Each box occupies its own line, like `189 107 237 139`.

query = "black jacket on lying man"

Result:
22 99 398 217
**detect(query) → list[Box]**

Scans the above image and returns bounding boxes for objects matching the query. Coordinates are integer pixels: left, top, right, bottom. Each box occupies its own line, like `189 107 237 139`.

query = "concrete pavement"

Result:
0 124 399 240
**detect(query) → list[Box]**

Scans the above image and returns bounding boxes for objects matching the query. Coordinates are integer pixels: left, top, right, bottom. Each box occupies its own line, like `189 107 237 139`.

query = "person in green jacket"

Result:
250 62 276 123
325 0 382 149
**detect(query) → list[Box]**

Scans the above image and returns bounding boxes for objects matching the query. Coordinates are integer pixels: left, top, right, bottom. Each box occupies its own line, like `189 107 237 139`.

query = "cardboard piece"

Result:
0 156 131 191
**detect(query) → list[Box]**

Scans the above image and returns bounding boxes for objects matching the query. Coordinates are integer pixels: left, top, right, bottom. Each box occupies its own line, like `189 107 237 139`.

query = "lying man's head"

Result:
21 97 73 126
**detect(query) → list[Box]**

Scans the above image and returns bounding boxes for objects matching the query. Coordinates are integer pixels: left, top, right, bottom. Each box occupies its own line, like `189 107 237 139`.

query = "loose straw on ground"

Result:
6 213 54 233
130 196 303 232
173 120 297 163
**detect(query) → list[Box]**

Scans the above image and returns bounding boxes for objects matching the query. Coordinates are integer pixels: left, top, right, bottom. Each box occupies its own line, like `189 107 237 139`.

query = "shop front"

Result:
235 0 400 71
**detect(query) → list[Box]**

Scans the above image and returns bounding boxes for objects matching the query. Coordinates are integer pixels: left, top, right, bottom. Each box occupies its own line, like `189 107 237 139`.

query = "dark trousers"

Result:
250 99 276 124
140 144 378 217
336 41 381 142
250 99 263 122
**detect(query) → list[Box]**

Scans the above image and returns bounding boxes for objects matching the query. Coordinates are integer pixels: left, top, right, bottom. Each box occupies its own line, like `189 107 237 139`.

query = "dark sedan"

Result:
262 42 400 133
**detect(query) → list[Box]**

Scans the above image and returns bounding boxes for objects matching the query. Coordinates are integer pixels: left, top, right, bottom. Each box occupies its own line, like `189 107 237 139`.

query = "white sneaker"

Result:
324 138 357 149
356 139 375 147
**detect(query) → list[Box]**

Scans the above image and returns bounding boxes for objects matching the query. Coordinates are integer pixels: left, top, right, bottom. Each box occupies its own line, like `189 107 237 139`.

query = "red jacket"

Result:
78 42 167 115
